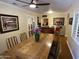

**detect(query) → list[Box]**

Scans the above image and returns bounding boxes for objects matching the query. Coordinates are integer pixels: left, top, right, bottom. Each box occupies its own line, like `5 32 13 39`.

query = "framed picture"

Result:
69 17 73 25
37 17 41 27
43 18 48 26
0 14 19 33
53 17 64 25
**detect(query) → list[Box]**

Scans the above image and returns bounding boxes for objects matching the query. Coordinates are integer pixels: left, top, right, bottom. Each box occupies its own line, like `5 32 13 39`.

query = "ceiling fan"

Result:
16 0 50 8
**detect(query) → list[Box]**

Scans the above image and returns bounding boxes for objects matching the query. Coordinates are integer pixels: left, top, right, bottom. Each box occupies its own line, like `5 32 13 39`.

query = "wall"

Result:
47 12 67 27
40 12 67 27
0 1 39 53
66 0 79 59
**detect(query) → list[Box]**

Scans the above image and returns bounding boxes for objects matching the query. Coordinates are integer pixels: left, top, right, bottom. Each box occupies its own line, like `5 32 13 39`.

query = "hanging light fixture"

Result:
29 4 36 8
47 9 54 14
46 4 54 14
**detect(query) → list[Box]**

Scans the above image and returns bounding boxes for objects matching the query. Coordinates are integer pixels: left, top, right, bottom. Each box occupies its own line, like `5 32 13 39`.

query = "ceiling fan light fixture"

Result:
47 10 54 14
29 4 36 8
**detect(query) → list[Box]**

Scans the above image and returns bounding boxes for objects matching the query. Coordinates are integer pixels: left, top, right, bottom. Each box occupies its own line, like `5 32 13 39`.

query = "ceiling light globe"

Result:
29 4 36 8
47 10 54 14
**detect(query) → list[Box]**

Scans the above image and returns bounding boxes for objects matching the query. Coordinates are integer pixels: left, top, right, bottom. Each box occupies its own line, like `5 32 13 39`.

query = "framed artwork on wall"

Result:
43 18 48 26
69 17 73 25
0 14 19 33
37 17 41 27
53 17 64 25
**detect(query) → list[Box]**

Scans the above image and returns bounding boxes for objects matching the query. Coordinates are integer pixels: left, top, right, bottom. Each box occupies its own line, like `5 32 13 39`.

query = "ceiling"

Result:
0 0 75 14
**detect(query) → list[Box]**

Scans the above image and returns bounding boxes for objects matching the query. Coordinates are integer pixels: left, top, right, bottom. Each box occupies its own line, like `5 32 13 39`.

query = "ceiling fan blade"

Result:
16 0 30 4
22 5 29 7
36 3 50 5
36 6 39 8
31 0 33 3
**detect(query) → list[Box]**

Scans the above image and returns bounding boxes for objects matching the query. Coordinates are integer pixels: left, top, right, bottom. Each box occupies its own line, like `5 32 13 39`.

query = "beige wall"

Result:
0 1 40 53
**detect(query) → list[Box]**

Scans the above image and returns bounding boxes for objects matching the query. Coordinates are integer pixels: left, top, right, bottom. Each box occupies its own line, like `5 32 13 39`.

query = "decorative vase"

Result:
35 32 40 42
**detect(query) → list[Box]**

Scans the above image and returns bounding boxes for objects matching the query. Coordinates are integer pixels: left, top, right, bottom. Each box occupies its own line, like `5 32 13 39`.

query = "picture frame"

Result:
0 14 19 33
43 18 48 26
53 17 64 25
37 17 41 27
69 17 73 25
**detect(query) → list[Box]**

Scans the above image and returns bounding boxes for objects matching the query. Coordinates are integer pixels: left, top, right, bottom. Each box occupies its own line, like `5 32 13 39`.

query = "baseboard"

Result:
67 41 75 59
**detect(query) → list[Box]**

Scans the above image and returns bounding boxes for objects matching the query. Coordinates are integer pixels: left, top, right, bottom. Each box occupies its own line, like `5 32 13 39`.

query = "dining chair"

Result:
20 32 27 42
6 36 18 49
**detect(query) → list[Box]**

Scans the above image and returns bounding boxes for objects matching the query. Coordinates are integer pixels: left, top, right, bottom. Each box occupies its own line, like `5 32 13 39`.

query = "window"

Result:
72 12 79 45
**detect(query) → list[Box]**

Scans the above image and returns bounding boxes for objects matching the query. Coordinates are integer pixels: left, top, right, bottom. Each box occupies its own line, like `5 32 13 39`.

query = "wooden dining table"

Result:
1 33 54 59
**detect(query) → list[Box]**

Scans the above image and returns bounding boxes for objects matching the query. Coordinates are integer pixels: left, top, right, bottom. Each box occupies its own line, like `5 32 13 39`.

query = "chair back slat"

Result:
8 38 12 48
6 39 10 49
13 36 18 45
13 37 17 45
11 37 15 47
15 36 18 44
